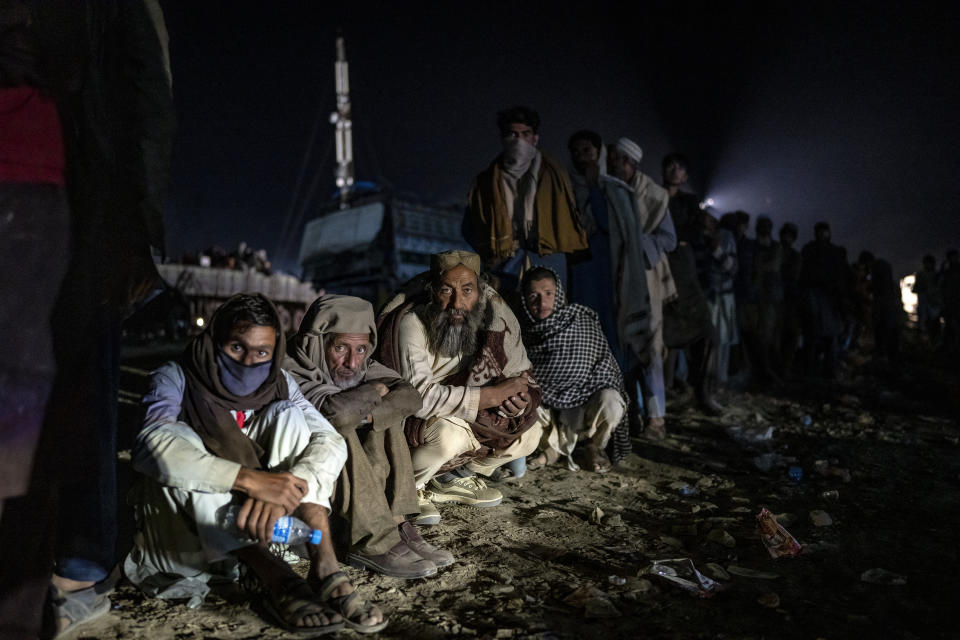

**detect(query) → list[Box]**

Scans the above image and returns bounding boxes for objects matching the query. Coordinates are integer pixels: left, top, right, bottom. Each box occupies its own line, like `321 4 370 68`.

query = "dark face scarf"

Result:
215 350 272 396
179 294 289 469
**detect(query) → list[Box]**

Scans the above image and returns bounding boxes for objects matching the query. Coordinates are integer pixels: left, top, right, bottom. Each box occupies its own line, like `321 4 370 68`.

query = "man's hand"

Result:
369 381 390 398
236 496 287 543
479 376 529 409
499 390 530 416
233 468 307 514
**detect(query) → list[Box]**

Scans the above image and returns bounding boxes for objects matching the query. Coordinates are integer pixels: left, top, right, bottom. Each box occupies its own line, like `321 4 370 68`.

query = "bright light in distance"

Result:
195 317 205 328
900 275 917 317
699 197 715 210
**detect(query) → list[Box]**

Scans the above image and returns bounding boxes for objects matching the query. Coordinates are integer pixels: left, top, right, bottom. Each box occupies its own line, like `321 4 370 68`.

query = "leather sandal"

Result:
311 571 389 634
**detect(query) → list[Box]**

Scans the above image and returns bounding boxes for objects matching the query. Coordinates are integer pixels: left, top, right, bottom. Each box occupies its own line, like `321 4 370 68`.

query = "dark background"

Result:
160 1 960 278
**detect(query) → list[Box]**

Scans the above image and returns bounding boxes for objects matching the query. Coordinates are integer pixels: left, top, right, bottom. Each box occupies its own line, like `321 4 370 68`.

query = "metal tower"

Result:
330 35 354 209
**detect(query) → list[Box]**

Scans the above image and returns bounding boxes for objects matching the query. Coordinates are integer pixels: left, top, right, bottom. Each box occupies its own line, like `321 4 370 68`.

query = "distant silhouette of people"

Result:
939 249 960 356
799 222 850 378
778 223 802 375
860 253 902 363
913 254 942 345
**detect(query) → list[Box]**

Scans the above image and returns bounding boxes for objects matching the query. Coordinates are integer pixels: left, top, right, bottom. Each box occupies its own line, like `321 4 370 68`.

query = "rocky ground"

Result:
79 344 960 639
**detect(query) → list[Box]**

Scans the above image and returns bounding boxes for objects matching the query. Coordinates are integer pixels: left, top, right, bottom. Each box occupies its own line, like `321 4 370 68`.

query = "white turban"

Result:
615 137 643 165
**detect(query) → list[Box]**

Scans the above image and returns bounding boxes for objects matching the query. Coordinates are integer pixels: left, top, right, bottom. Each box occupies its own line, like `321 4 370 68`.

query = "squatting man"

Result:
377 250 545 525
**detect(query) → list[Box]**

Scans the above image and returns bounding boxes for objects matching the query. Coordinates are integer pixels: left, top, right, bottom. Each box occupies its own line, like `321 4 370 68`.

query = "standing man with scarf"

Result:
565 130 651 450
126 294 386 635
285 294 454 578
607 138 677 439
566 131 653 370
463 105 588 296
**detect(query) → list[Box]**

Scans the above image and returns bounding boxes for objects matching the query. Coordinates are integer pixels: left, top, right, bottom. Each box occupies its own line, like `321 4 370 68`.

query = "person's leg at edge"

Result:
466 420 544 477
581 389 626 470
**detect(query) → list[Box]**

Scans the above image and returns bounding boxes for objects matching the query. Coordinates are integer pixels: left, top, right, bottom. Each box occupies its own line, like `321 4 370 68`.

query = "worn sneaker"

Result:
398 521 455 568
414 489 441 526
427 475 502 507
348 540 438 579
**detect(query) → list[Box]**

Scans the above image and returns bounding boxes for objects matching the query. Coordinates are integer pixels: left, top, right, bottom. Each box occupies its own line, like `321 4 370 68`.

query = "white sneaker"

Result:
427 475 502 507
414 489 441 525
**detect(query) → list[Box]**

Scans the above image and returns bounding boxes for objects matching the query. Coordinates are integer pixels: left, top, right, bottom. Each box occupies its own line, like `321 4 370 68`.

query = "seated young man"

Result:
377 250 544 525
519 268 628 472
124 293 385 634
285 294 454 578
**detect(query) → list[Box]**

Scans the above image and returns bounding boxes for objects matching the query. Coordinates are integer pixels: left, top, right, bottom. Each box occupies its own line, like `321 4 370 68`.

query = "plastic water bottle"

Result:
218 504 322 545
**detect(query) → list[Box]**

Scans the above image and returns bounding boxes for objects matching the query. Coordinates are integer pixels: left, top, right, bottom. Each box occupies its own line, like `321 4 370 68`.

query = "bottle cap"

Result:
309 530 322 545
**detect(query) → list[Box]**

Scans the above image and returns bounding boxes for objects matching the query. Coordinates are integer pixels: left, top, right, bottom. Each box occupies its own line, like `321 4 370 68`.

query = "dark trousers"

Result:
52 315 122 581
331 420 419 556
0 180 122 636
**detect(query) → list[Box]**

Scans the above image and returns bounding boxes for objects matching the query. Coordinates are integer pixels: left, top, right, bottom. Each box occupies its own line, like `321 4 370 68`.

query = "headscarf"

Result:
519 268 632 462
284 294 378 408
179 293 288 469
519 268 624 409
615 137 643 166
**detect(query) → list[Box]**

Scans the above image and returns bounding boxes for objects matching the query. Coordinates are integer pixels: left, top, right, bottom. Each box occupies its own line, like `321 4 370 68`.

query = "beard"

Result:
419 297 487 359
331 366 363 390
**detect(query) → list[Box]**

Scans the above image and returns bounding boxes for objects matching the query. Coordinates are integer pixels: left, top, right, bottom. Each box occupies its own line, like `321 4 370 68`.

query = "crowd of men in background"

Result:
912 250 960 354
179 242 275 275
2 2 957 634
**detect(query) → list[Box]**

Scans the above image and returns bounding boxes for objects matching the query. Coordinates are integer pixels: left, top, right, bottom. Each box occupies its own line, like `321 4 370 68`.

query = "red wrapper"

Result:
756 508 803 558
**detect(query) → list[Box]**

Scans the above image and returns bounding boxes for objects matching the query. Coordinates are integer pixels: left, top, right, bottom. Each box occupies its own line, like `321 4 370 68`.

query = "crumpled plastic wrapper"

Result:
643 558 725 598
756 507 802 558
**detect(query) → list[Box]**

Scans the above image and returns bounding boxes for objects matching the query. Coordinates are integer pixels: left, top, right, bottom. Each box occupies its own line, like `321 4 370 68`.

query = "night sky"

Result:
160 1 960 278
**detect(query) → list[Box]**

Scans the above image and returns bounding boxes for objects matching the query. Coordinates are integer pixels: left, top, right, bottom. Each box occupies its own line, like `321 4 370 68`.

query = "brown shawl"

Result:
179 294 288 469
376 277 541 460
465 152 589 264
283 294 421 432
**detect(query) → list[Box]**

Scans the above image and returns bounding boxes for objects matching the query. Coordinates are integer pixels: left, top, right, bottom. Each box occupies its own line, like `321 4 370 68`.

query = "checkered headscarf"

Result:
520 268 632 462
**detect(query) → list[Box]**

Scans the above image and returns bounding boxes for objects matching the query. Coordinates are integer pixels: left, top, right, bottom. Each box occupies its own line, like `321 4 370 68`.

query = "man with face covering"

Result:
125 294 388 635
285 294 454 578
463 105 588 295
377 250 544 523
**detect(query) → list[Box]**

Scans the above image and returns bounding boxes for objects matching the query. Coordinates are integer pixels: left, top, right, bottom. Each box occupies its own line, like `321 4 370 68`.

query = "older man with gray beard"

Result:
377 251 544 525
285 295 454 579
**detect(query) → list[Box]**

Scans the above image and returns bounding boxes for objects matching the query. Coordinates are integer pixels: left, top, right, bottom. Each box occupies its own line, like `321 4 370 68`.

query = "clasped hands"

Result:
479 375 530 418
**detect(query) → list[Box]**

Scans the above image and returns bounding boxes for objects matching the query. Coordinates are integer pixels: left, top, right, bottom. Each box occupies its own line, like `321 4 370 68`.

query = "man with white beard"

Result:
285 295 454 579
463 105 588 295
377 251 545 524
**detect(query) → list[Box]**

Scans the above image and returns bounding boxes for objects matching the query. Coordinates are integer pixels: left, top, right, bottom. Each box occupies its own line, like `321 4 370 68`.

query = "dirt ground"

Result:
79 344 960 640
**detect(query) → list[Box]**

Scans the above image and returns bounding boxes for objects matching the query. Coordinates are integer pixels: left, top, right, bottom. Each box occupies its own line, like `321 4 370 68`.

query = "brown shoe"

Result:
348 541 437 579
398 521 455 568
646 416 667 440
